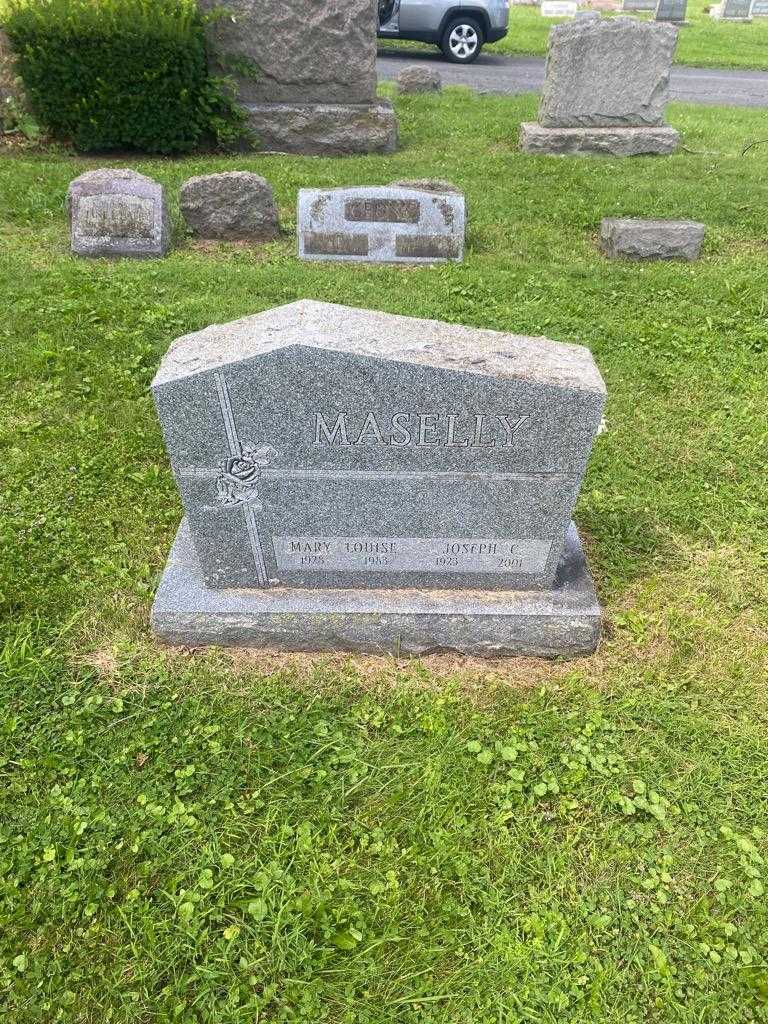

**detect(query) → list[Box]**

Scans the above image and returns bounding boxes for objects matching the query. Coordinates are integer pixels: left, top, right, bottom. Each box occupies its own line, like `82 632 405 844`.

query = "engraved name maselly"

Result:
314 412 528 448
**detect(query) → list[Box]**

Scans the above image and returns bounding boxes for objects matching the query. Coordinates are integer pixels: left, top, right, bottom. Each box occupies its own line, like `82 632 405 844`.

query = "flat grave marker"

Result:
297 186 465 263
541 1 578 15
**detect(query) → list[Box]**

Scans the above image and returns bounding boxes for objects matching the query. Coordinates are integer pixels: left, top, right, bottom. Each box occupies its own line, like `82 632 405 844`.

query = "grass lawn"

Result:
381 0 768 68
2 86 768 1022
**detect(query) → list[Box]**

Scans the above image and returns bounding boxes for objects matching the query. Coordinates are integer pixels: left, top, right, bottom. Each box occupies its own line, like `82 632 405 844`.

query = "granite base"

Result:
151 520 602 658
520 122 680 156
244 101 398 156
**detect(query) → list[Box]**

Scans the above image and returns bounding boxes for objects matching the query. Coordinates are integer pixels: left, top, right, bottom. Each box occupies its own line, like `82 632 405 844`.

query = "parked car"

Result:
378 0 509 63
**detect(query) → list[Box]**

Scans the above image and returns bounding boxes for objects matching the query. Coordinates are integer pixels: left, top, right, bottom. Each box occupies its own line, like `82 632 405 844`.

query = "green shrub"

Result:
2 0 248 154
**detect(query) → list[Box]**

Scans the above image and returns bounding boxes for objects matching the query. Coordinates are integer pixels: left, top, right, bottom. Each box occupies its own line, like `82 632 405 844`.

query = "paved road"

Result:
377 48 768 107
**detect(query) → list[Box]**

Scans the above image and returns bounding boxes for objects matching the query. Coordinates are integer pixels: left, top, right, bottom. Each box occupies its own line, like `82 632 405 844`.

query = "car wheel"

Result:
440 17 483 63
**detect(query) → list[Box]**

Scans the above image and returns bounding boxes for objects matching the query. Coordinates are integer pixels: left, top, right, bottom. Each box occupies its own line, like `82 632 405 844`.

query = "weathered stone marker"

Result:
520 17 680 157
67 169 170 259
396 65 442 94
710 0 752 19
752 0 768 14
151 300 606 656
600 218 704 259
197 0 397 155
298 186 465 263
180 172 280 242
622 0 657 11
654 0 688 22
540 1 578 16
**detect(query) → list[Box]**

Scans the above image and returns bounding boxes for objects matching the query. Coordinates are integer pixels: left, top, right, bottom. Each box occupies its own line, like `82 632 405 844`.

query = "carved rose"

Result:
215 443 278 508
224 456 259 483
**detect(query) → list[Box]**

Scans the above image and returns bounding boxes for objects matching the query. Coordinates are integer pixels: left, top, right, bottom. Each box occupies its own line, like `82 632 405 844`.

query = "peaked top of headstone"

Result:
152 300 605 395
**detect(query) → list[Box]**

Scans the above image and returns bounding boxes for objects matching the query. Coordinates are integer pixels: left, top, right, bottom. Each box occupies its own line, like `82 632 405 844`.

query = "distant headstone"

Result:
197 0 397 155
541 1 578 15
599 218 705 259
711 0 752 18
67 169 170 259
654 0 688 21
622 0 657 10
751 0 768 14
180 172 280 242
396 65 442 94
520 17 680 156
151 300 606 656
297 186 465 263
575 10 601 19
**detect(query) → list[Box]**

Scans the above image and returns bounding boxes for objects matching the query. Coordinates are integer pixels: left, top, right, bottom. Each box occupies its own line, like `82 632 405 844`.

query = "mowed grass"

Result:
1 87 768 1022
381 0 768 68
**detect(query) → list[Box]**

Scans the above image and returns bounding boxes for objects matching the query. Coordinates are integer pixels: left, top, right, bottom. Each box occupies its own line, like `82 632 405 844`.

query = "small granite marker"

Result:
67 168 170 258
654 0 688 21
151 300 606 657
541 1 578 15
622 0 657 9
710 0 752 18
297 186 465 263
396 65 442 94
520 17 680 157
599 218 704 259
180 172 280 242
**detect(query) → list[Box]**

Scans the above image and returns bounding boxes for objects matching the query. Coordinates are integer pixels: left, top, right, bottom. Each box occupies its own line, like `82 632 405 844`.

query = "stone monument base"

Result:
152 520 602 658
519 122 680 157
245 101 398 156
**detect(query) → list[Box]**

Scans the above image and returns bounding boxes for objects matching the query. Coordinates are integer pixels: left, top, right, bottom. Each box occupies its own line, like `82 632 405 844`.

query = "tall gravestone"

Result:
151 300 606 657
520 17 680 156
198 0 397 155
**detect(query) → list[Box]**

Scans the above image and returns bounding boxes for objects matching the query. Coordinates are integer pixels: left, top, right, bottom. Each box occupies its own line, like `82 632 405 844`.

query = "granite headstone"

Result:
151 300 607 656
297 186 465 263
67 169 170 259
180 172 280 242
197 0 397 155
654 0 688 21
712 0 753 18
540 1 578 15
520 17 680 156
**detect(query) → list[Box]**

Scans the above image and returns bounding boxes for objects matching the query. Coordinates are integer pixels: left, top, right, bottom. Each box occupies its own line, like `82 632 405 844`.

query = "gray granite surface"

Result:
243 101 398 156
396 65 442 94
180 172 280 242
197 0 398 155
600 217 705 259
297 186 465 263
152 519 602 657
151 301 605 594
538 18 678 128
198 0 377 105
520 122 680 155
655 0 689 21
67 168 170 258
